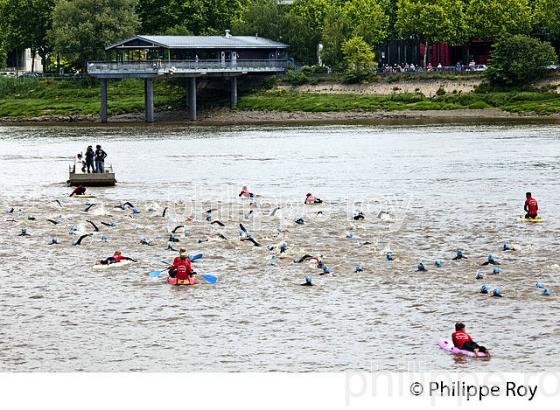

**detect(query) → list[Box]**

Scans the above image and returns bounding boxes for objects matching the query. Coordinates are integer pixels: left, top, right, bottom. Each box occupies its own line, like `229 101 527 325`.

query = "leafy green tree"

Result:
396 0 467 67
485 35 557 86
50 0 140 70
533 0 560 39
2 0 55 72
0 0 6 69
321 5 350 69
137 0 249 36
466 0 532 39
342 35 375 73
288 0 335 65
342 0 389 46
233 0 285 41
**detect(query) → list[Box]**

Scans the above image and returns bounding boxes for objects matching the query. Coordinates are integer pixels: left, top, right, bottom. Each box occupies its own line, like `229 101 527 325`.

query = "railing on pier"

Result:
87 59 289 77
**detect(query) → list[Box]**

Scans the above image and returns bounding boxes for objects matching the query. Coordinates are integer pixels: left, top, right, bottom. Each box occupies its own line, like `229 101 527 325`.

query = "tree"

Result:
396 0 467 67
466 0 532 39
50 0 140 70
533 0 560 39
2 0 55 72
288 0 335 65
342 0 389 46
485 35 557 86
321 5 350 68
137 0 249 36
341 35 375 74
233 0 285 41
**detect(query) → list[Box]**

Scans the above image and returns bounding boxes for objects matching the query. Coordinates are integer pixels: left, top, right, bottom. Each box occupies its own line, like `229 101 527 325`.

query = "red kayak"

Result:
167 277 197 286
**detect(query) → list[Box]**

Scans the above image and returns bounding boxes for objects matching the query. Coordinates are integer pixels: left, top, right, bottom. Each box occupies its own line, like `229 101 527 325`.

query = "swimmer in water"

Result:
524 192 538 219
114 202 135 210
452 322 490 357
18 228 30 237
305 193 322 205
96 250 136 265
69 185 86 197
300 276 314 286
452 249 466 260
416 262 427 272
353 211 365 221
72 233 92 246
239 186 254 198
86 220 99 232
481 255 500 266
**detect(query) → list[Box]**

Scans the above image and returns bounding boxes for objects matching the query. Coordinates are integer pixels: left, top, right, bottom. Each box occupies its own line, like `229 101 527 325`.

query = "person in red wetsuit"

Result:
524 192 538 219
452 322 490 357
69 185 86 196
97 250 136 265
168 248 197 285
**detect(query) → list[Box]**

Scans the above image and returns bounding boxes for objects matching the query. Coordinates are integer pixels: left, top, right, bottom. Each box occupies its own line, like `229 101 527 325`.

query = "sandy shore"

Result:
1 107 559 126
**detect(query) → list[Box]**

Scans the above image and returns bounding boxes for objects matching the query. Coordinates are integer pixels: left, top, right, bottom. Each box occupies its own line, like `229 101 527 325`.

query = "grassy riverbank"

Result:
1 76 560 120
238 89 560 114
0 77 184 117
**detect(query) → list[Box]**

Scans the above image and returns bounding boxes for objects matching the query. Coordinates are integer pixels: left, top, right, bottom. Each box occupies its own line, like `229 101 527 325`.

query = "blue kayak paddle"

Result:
149 269 165 278
200 274 217 284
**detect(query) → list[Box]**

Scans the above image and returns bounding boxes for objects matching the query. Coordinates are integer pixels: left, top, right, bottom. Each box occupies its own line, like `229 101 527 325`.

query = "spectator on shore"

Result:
469 60 476 71
410 63 416 72
437 62 443 71
427 62 433 72
456 61 462 72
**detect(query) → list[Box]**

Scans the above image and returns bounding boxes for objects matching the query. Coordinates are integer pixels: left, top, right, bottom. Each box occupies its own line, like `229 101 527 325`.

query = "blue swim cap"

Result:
417 262 425 271
132 207 140 214
386 251 393 261
480 285 488 294
475 272 483 280
279 242 288 251
20 228 27 234
322 266 330 273
488 254 494 262
456 249 463 256
543 289 551 296
27 214 33 220
270 255 277 265
266 244 274 251
305 275 312 284
536 281 544 289
493 288 501 297
354 264 363 272
435 259 442 267
346 231 353 238
239 229 244 237
148 207 156 213
492 267 501 274
101 235 108 242
502 243 509 251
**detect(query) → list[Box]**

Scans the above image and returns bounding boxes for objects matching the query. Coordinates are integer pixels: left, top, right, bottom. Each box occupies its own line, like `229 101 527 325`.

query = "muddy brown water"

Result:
0 124 559 371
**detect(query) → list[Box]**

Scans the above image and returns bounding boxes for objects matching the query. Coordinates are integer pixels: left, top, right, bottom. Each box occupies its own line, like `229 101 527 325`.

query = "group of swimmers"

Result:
11 183 544 359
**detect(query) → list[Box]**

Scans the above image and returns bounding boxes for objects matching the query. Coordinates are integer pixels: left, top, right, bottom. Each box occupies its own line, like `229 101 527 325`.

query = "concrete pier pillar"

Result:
188 77 197 121
230 77 238 109
100 79 108 123
145 78 154 123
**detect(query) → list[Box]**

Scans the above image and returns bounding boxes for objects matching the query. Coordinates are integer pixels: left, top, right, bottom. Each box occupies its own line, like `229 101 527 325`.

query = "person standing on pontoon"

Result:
94 145 107 173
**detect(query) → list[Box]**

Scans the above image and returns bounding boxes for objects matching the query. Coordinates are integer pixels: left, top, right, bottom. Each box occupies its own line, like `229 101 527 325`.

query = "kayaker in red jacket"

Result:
168 248 196 285
452 322 490 357
524 192 538 218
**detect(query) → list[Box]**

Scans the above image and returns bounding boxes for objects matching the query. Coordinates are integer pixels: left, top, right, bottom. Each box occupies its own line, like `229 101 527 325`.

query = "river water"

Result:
0 123 558 372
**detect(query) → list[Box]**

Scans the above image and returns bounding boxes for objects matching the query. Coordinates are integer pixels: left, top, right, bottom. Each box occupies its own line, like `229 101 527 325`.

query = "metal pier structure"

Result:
87 33 289 123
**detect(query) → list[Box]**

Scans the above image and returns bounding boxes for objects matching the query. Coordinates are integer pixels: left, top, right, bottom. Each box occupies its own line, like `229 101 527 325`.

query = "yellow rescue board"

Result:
517 217 544 223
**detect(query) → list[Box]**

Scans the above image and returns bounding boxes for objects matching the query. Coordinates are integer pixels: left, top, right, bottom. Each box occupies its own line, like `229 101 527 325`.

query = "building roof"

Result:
106 35 288 51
